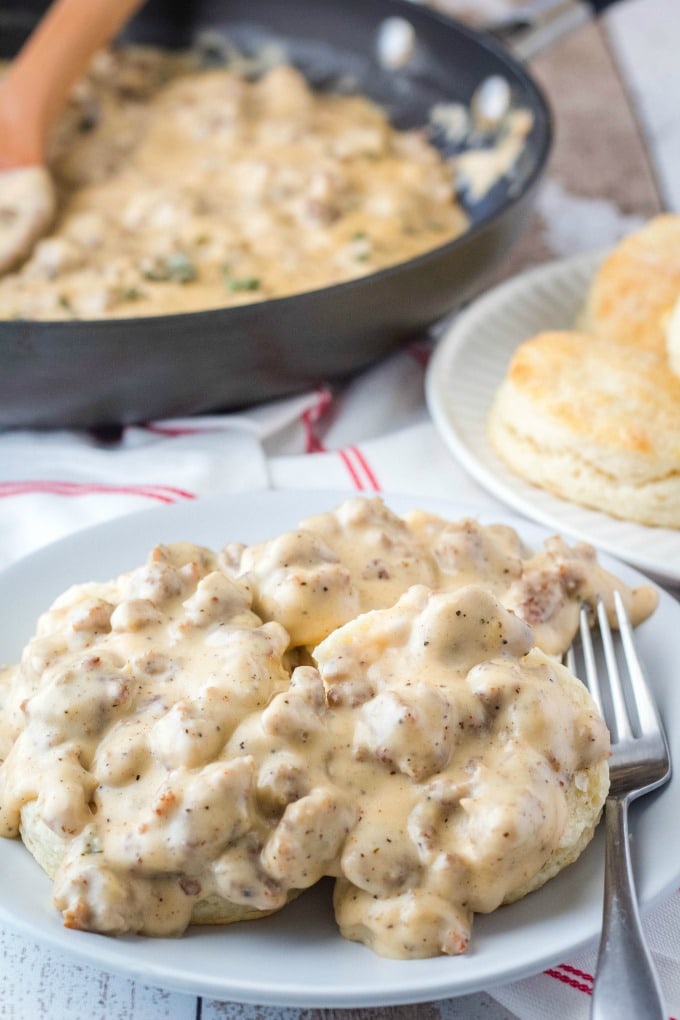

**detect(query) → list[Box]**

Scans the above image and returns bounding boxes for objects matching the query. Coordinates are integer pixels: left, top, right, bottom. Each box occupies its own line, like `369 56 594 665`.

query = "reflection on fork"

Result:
566 593 671 1020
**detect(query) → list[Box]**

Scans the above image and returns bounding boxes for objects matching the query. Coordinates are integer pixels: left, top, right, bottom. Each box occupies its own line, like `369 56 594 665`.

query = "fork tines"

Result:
565 592 670 793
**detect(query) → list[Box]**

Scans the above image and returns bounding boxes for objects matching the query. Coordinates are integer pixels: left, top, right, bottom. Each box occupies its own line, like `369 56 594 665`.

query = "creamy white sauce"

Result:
0 47 470 320
0 499 656 956
0 44 534 321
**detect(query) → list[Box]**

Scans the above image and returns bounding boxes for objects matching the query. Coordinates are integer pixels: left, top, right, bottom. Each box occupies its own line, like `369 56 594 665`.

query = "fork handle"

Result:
591 795 666 1020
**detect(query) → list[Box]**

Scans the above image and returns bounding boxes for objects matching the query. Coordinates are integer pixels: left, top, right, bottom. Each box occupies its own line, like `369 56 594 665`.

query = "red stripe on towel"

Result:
338 449 364 490
0 481 196 503
544 968 592 995
350 446 380 490
558 964 594 984
302 389 332 454
338 446 380 492
548 964 675 1020
407 338 433 369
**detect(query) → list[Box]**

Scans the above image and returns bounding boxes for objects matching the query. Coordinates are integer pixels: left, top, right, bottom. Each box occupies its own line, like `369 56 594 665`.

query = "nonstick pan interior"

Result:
0 0 552 427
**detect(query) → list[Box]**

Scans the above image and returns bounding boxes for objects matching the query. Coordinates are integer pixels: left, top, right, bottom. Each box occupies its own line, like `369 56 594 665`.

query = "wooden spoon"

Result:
0 0 145 275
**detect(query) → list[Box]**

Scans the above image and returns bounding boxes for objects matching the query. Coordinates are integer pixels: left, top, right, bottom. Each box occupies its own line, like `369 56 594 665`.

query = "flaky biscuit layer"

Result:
488 331 680 528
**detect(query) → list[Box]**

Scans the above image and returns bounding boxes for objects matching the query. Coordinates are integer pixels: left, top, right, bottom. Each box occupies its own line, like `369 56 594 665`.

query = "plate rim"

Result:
0 488 677 1007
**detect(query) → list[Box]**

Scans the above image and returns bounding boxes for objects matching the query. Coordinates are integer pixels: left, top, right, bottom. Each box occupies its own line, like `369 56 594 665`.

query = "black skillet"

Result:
0 0 552 428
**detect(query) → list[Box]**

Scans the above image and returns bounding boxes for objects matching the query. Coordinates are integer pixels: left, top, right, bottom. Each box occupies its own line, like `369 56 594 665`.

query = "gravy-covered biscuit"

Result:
227 497 656 652
315 585 609 958
0 498 659 956
0 542 298 935
488 331 680 528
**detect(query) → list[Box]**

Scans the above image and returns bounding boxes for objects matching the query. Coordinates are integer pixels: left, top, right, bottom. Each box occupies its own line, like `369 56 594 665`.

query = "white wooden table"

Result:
1 1 678 1017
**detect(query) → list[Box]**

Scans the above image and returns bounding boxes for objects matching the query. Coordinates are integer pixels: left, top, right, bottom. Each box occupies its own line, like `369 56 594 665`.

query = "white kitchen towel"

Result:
0 344 456 570
493 891 680 1020
0 387 328 569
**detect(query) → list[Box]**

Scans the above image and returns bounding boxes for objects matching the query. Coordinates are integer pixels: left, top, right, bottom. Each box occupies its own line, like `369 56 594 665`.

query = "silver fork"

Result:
566 592 672 1020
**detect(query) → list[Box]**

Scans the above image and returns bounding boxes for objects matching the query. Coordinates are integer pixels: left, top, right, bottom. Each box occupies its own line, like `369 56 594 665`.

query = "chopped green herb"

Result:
119 286 144 302
141 252 197 284
349 232 372 263
165 252 198 283
222 269 261 293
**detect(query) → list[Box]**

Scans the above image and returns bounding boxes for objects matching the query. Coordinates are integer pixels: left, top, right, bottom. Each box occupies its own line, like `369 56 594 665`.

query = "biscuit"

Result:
582 214 680 357
666 293 680 377
14 576 610 955
314 585 609 958
488 330 680 528
502 656 610 904
1 499 657 954
19 801 290 928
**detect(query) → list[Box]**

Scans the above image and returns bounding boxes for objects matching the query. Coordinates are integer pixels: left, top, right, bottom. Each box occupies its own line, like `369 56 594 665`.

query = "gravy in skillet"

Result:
0 45 474 321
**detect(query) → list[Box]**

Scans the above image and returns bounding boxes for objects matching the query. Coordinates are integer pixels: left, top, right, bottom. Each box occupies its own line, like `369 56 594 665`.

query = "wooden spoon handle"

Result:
0 0 145 169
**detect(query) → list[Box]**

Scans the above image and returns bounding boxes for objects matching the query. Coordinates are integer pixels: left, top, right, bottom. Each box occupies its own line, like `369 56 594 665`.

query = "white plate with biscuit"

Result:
0 490 678 1007
426 251 680 587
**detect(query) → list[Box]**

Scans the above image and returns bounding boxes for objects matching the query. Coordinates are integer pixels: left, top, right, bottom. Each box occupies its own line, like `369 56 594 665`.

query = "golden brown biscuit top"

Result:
505 330 680 463
584 214 680 353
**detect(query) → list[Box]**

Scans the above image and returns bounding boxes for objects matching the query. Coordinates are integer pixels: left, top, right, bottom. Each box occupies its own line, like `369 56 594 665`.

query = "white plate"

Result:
425 251 680 587
0 490 678 1008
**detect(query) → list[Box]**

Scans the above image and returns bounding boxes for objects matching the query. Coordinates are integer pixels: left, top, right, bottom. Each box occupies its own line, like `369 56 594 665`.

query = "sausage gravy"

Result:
0 499 656 956
0 46 474 320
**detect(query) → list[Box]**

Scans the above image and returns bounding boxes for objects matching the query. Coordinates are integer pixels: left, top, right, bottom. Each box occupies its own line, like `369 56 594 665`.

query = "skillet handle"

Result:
588 0 623 10
487 0 625 61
